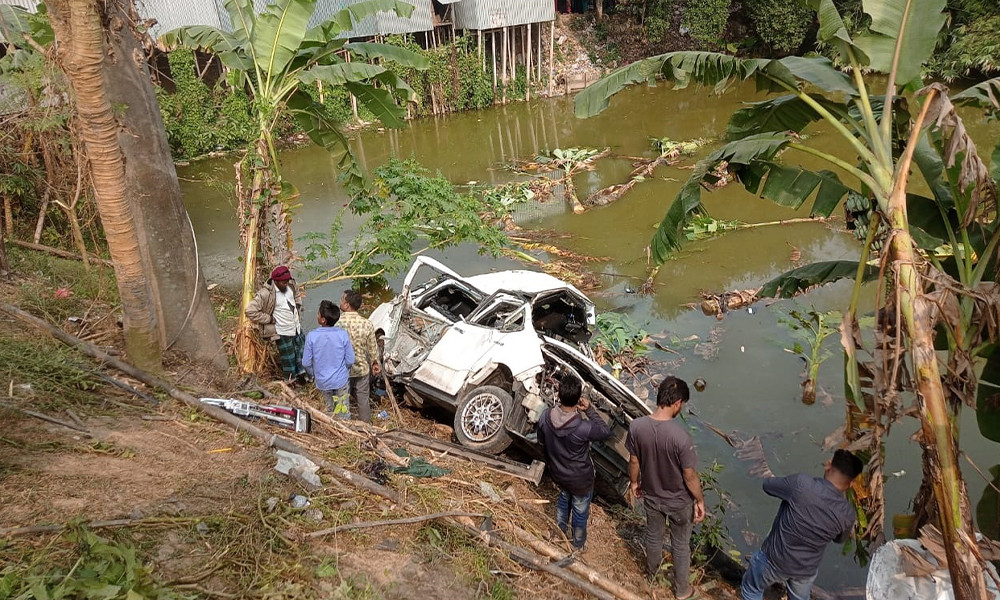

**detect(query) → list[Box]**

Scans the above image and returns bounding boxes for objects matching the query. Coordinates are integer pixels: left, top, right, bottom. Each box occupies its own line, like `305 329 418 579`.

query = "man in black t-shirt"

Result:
625 376 705 600
537 373 611 550
741 449 864 600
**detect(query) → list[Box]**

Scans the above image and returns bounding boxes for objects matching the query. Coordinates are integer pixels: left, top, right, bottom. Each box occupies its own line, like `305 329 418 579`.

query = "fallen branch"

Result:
506 524 645 600
0 401 93 437
308 511 486 539
453 520 619 600
0 516 202 538
8 239 113 268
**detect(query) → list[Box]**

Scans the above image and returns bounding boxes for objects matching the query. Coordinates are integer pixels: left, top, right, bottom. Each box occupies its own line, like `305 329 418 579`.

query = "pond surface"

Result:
178 80 1000 592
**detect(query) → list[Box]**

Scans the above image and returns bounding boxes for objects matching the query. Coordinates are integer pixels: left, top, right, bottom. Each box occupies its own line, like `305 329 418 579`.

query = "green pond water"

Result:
178 81 1000 591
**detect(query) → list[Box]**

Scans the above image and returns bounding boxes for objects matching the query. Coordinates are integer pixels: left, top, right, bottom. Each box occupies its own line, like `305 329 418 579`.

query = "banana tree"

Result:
161 0 428 373
575 0 999 595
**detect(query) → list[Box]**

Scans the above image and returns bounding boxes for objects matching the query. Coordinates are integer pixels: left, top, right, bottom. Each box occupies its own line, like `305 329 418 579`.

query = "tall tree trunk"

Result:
596 0 604 22
96 0 227 368
46 0 161 371
886 91 986 599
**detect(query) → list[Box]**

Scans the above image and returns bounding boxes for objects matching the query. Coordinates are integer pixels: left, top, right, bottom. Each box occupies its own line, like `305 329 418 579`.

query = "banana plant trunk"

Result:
234 136 275 373
885 91 986 599
46 0 161 371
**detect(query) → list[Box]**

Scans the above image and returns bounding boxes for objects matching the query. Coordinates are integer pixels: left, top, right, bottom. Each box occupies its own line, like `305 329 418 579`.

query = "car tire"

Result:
453 385 514 454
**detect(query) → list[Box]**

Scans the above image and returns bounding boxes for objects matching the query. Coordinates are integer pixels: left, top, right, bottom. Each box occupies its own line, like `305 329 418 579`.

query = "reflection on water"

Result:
178 81 1000 590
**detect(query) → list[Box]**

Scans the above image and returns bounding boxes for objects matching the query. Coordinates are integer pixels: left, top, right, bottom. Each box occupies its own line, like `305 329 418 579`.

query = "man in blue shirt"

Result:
302 300 355 419
741 449 864 600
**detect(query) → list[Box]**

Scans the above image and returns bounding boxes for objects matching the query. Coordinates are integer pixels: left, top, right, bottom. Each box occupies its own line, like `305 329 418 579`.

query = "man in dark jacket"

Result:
536 373 612 550
741 449 863 600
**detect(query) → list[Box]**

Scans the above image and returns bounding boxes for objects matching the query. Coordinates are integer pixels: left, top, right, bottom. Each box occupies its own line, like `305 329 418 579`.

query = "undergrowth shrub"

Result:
748 0 812 54
681 0 732 47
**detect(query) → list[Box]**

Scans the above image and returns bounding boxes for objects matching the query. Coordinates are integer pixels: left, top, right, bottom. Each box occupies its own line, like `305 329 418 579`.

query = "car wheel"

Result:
453 385 514 454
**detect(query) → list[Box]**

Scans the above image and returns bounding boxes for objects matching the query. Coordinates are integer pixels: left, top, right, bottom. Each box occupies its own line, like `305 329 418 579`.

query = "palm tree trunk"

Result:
886 89 985 600
46 0 161 371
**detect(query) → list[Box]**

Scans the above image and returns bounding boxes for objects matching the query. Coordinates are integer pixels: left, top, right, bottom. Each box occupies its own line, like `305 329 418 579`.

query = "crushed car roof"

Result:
464 270 587 298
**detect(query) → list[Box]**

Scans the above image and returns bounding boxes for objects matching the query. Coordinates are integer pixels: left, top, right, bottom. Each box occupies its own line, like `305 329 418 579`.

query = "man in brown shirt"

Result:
625 376 705 599
339 290 380 422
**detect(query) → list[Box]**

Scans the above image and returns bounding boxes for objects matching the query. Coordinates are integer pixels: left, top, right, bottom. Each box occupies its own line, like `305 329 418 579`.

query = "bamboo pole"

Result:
501 26 508 104
527 22 532 94
536 23 542 81
491 30 497 91
548 21 555 96
346 52 359 122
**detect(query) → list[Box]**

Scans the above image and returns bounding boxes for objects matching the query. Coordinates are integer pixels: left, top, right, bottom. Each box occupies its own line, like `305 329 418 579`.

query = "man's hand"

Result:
630 481 642 501
577 396 591 411
694 500 706 523
371 361 381 376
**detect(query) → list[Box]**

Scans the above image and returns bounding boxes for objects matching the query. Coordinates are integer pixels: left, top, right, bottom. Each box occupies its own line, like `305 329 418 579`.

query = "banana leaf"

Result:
298 62 386 86
574 52 859 118
759 260 880 298
649 132 851 262
726 93 853 141
344 82 406 128
287 90 364 192
854 0 948 84
251 0 317 78
344 42 430 69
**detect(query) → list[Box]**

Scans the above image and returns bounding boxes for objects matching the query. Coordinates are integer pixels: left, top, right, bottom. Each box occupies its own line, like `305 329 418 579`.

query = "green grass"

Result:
8 246 118 324
0 335 110 412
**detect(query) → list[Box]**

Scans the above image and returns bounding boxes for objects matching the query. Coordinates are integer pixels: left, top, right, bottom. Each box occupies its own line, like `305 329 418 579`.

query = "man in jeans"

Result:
536 373 611 551
626 376 705 600
741 449 863 600
302 301 354 419
339 290 380 422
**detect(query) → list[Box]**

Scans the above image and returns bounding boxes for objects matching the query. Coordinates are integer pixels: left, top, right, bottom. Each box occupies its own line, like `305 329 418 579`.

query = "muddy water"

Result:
178 82 1000 590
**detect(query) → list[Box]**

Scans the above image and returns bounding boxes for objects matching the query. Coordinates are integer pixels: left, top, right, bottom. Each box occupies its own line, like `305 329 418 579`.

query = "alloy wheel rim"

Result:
461 392 504 441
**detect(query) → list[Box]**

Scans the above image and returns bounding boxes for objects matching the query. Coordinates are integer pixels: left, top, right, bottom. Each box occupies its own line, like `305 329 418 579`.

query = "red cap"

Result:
270 265 291 282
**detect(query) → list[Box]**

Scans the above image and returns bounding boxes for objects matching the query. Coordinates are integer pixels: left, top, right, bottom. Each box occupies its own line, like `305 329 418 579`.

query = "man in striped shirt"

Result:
339 290 381 422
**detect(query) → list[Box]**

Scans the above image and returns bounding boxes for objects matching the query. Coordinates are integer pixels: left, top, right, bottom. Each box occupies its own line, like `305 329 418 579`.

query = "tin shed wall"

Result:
453 0 553 30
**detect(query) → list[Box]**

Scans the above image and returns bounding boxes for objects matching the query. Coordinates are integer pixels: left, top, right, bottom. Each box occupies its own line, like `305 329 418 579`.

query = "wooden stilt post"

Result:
527 23 532 86
346 52 359 121
536 23 542 81
491 30 497 92
478 29 483 64
548 21 555 96
501 26 508 104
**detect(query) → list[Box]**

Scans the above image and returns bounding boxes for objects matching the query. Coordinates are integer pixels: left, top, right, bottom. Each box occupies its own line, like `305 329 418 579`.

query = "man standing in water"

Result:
246 265 306 382
741 449 864 600
626 376 705 599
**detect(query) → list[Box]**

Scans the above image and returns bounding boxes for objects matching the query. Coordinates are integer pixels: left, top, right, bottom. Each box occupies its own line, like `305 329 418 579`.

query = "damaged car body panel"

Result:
373 257 652 502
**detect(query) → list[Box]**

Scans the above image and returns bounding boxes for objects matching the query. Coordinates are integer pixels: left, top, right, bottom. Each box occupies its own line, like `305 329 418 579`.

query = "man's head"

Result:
271 265 292 292
318 300 340 327
825 449 864 490
655 376 690 410
342 289 363 312
558 373 583 408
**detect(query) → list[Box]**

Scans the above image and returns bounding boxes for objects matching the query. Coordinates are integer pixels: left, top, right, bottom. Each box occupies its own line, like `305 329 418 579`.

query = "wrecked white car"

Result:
370 257 652 500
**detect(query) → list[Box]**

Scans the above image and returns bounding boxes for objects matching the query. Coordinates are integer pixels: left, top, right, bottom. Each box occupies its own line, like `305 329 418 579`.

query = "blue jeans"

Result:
741 550 817 600
556 488 593 549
